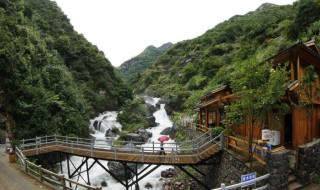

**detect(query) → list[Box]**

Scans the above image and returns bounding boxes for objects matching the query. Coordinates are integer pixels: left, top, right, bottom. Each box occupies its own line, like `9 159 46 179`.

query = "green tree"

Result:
297 65 320 142
228 58 289 167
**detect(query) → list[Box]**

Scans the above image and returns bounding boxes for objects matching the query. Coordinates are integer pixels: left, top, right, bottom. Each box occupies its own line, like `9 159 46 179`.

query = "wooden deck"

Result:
20 134 223 165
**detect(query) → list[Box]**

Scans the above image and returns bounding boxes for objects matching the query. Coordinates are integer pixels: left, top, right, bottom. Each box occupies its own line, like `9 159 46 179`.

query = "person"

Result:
159 141 166 155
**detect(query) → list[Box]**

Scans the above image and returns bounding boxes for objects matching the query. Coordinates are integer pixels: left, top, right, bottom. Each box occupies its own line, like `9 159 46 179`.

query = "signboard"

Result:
241 172 257 188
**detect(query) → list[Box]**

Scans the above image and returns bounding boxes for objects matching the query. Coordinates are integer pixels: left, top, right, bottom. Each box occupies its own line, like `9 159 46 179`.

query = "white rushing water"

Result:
58 97 174 190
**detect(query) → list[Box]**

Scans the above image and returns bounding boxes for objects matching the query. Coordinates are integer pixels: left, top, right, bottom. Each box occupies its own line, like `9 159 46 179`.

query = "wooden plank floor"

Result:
22 142 221 165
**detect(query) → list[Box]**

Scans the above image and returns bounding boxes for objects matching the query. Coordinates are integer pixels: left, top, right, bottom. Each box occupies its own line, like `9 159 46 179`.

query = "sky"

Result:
54 0 296 67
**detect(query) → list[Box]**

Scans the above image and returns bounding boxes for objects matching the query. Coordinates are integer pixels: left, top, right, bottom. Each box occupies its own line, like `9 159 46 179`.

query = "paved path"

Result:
0 144 53 190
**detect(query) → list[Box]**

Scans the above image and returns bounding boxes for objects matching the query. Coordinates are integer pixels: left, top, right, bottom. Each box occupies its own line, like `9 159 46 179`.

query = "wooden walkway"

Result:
20 132 223 165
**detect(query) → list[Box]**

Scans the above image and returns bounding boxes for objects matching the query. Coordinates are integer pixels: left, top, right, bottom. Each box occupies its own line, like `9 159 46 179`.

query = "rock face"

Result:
107 161 136 181
147 116 156 127
122 128 152 143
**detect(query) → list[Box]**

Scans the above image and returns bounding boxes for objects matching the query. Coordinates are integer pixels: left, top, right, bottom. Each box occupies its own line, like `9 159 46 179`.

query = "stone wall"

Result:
296 139 320 184
266 149 290 190
203 151 252 188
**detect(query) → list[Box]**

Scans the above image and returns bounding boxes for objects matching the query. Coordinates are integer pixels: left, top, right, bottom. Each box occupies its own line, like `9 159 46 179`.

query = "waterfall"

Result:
58 97 175 190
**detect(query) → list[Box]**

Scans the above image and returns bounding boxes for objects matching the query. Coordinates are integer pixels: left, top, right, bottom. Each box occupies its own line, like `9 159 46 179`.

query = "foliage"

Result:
296 65 320 141
117 96 149 132
117 43 173 85
212 126 225 136
0 0 132 138
123 1 320 118
227 58 289 164
10 139 22 150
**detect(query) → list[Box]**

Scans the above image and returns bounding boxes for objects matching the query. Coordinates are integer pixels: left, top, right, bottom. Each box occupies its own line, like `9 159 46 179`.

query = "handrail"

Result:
212 173 270 190
15 131 224 190
20 131 224 164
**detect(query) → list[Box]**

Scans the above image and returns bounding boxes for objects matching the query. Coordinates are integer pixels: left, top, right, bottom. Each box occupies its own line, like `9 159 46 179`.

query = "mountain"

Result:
130 0 320 113
0 0 132 138
117 42 173 85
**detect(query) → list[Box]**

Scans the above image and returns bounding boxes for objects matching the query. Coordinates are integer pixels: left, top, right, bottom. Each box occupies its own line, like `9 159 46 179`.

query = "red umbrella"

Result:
158 136 170 142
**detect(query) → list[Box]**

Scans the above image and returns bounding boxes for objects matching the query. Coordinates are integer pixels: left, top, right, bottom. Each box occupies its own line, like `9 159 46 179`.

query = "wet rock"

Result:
101 179 108 187
105 129 117 138
138 128 152 141
160 127 172 135
161 169 174 178
146 104 157 115
147 116 156 127
123 133 143 142
107 161 136 181
145 182 153 189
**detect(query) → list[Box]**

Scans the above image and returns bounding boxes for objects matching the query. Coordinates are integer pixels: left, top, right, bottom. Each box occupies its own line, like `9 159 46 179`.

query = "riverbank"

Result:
0 144 53 190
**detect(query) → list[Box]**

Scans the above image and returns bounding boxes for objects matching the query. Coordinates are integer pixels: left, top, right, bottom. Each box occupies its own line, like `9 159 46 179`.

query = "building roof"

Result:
261 40 320 65
199 85 229 100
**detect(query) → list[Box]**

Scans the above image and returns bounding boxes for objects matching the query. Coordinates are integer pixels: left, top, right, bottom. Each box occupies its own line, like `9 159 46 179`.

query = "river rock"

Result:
145 182 153 189
146 103 157 115
138 128 152 141
147 116 156 127
101 179 108 187
105 129 117 138
107 161 135 181
160 127 172 135
123 133 143 142
161 169 174 178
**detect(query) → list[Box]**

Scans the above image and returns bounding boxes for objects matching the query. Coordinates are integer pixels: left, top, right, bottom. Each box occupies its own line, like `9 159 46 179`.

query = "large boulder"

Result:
146 104 157 115
105 129 117 138
138 128 152 142
123 133 144 142
147 116 156 127
107 161 136 181
160 127 172 136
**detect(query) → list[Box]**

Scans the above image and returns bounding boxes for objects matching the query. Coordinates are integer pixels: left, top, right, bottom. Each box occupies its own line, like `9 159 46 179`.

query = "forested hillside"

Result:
131 0 320 113
117 42 173 85
0 0 132 138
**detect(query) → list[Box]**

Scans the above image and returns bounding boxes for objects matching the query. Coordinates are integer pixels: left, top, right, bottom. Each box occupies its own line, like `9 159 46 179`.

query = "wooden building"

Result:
197 40 320 149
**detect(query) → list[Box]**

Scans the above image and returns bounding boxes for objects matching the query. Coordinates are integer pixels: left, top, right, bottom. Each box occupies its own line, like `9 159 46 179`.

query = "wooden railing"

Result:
19 132 224 164
15 132 224 189
15 147 102 190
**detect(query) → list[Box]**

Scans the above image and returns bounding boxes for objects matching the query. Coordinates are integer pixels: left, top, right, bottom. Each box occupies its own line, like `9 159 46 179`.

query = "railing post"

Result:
171 148 174 163
71 141 74 154
55 134 58 151
24 159 28 173
36 136 39 154
221 183 226 190
152 141 154 154
61 175 66 190
90 142 93 157
76 136 79 145
114 147 117 160
220 131 225 149
65 135 67 143
142 147 144 163
45 135 47 143
39 165 43 182
22 139 25 147
197 144 200 160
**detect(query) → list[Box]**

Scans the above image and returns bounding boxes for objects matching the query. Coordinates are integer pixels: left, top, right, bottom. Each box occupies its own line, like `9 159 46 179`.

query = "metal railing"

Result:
19 131 223 164
212 173 270 190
